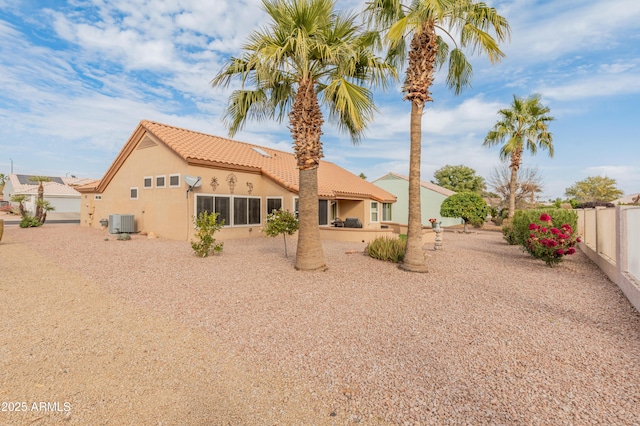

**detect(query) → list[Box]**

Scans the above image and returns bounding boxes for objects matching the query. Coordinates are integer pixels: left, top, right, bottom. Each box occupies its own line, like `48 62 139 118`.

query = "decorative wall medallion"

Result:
246 182 253 194
226 173 237 194
210 177 219 191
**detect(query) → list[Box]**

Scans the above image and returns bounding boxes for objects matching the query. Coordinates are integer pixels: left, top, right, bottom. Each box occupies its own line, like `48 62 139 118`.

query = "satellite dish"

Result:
183 175 202 188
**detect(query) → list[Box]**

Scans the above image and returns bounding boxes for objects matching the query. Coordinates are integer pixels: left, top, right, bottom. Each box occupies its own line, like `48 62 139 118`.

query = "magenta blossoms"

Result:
525 213 580 266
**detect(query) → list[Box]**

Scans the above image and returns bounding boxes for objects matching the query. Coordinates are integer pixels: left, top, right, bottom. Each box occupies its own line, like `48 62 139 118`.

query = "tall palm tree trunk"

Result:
508 147 522 218
290 78 327 271
400 23 436 273
401 101 428 272
36 182 44 220
296 168 326 270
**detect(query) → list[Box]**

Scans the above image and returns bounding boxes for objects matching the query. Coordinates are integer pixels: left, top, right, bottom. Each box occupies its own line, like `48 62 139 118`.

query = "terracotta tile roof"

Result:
373 172 455 197
8 174 83 197
139 120 396 202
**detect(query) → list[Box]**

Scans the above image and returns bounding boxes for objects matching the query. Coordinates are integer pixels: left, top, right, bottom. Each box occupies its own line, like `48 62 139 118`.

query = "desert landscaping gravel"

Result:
2 224 640 425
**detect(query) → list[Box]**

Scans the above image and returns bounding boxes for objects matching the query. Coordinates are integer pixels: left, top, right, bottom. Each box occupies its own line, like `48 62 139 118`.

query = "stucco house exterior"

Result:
372 172 462 228
77 120 397 242
3 174 92 214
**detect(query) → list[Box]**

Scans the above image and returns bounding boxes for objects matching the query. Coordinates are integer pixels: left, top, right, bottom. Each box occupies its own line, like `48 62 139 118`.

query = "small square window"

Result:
156 175 166 188
169 174 180 187
143 176 153 188
130 187 138 200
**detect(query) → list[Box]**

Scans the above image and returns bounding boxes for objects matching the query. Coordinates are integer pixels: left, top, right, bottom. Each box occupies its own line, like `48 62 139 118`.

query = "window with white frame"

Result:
130 187 138 200
318 199 328 226
169 174 180 187
266 197 283 214
382 203 392 221
370 201 379 222
234 197 261 225
293 197 329 225
143 176 153 189
156 175 166 188
196 195 260 226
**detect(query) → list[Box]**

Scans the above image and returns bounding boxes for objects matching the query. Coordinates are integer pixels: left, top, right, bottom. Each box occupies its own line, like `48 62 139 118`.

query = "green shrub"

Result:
504 208 578 247
365 236 406 263
19 215 42 228
262 209 299 257
191 211 224 257
117 233 131 241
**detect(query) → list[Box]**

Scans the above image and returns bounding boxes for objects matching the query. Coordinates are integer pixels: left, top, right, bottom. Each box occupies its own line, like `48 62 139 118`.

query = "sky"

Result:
0 0 638 200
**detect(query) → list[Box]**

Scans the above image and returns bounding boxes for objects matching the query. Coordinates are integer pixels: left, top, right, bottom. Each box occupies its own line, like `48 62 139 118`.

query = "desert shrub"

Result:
524 213 580 266
19 215 42 228
117 233 131 241
191 211 224 257
365 236 406 263
505 208 578 247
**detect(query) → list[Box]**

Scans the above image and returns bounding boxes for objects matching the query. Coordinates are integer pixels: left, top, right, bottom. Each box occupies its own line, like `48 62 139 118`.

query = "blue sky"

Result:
0 0 638 200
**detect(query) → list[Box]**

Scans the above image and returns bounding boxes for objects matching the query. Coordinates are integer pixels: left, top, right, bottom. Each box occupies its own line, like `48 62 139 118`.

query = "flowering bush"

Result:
428 218 437 223
525 213 581 266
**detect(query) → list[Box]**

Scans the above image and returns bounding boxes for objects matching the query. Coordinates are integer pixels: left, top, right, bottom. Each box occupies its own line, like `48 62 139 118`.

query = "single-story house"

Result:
77 120 397 242
3 174 93 214
612 193 640 205
372 172 462 228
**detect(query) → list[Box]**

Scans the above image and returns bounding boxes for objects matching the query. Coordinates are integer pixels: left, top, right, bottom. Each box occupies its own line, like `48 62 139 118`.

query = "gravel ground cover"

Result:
2 224 640 425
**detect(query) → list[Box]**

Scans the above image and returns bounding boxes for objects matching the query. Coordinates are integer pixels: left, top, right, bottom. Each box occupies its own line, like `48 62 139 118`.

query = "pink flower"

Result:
550 240 558 247
529 233 536 239
529 223 539 230
567 248 576 255
561 224 573 233
539 213 552 222
556 249 565 255
576 237 582 243
550 227 560 235
541 227 548 233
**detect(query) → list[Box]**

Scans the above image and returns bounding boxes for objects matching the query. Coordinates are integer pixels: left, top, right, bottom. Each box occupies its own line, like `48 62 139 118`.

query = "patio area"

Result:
1 224 639 424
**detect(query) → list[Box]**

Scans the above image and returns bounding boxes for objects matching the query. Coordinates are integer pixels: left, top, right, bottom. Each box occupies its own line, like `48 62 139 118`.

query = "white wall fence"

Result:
576 206 640 313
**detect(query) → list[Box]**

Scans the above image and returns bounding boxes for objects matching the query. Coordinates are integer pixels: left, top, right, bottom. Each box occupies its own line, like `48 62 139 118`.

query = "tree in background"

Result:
212 0 394 271
432 164 486 193
483 94 554 218
366 0 510 272
565 176 623 203
440 192 489 233
29 176 51 221
0 173 6 198
488 164 544 212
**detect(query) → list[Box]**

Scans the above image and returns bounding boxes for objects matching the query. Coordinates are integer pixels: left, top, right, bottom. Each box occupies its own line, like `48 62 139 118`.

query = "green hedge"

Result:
502 208 578 246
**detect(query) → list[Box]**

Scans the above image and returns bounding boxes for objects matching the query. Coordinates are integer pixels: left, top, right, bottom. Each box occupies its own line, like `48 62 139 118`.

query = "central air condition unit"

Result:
109 214 135 234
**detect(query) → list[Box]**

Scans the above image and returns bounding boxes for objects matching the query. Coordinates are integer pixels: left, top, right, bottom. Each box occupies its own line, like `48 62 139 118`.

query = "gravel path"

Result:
2 224 640 425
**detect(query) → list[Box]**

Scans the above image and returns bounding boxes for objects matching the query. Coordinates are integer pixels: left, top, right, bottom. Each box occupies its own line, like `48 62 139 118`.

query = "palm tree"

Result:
212 0 394 271
365 0 510 272
483 94 554 218
29 176 51 220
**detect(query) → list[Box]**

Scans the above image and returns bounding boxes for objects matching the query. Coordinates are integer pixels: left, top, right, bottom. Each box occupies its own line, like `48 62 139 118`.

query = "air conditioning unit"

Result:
109 214 135 234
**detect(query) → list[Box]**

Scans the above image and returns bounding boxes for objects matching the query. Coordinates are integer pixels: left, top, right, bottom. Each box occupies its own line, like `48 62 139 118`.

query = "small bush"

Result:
262 209 299 257
191 211 224 257
366 236 406 263
504 208 578 246
117 233 131 241
524 213 580 267
19 215 42 228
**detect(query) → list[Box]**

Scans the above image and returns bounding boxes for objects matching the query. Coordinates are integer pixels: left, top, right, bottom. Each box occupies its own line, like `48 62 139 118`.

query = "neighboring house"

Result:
3 174 93 214
77 120 396 241
372 172 461 227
